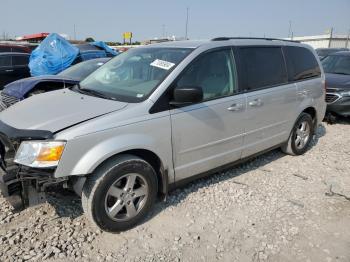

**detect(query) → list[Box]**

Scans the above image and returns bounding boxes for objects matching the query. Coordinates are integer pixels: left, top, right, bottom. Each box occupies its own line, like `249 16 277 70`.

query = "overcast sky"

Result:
1 0 349 42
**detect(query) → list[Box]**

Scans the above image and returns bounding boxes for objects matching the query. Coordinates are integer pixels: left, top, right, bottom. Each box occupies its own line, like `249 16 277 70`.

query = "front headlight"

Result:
14 141 66 168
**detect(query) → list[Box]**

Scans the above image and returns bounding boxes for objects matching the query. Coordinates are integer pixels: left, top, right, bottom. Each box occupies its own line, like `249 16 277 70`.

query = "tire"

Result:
82 154 158 232
282 113 314 156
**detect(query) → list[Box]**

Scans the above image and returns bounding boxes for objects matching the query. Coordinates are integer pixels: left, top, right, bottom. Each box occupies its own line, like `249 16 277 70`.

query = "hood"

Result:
3 75 77 99
325 73 350 90
0 89 128 132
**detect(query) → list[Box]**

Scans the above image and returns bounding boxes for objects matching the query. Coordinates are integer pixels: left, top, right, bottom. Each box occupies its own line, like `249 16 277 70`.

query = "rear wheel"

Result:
282 113 314 155
82 154 158 232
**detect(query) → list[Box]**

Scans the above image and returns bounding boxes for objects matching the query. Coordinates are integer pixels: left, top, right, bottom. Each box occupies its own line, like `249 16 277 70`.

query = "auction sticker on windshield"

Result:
150 59 175 70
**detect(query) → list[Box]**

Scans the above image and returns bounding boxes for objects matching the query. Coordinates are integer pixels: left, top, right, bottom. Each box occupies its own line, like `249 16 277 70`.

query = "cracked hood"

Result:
0 89 128 132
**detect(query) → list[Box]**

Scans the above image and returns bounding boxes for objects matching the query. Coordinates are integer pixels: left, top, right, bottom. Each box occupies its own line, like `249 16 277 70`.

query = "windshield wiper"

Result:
73 84 116 100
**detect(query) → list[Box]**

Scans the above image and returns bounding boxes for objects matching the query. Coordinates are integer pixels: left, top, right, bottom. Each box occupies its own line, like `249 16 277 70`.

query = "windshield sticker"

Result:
136 94 144 98
150 59 175 70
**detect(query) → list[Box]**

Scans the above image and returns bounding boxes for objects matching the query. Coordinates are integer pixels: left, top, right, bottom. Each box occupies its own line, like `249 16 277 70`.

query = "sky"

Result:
1 0 349 42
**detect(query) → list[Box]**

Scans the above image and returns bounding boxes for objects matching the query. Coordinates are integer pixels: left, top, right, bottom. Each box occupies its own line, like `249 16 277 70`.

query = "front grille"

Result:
325 93 341 104
0 92 20 111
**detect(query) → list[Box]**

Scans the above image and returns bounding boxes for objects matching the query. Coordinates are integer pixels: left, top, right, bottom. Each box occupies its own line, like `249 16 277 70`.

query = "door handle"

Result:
5 69 13 72
298 90 308 97
248 99 263 107
227 103 243 111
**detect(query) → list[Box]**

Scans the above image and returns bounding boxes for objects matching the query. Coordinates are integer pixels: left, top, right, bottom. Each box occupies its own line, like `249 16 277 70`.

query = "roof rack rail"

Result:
211 37 300 43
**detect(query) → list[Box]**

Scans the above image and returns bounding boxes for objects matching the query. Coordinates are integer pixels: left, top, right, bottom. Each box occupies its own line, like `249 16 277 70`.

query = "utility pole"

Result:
346 29 350 48
185 7 189 40
74 24 77 40
288 21 292 39
328 27 333 48
162 24 165 38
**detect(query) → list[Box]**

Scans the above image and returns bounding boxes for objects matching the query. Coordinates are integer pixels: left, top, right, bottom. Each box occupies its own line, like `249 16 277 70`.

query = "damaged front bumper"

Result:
0 120 66 210
0 166 67 210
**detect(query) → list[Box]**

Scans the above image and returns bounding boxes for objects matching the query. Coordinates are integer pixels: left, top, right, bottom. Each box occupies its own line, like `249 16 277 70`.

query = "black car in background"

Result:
0 44 32 53
0 52 30 87
316 48 349 60
322 51 350 117
0 57 110 110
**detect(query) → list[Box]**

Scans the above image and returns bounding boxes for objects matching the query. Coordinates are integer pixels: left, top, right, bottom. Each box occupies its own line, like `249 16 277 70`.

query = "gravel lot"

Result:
1 119 350 262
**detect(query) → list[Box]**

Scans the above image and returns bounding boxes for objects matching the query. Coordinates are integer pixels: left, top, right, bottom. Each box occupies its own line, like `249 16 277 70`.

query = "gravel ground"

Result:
0 119 350 262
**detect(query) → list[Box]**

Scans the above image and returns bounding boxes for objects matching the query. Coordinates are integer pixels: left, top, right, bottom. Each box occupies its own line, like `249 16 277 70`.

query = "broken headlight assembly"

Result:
14 141 66 168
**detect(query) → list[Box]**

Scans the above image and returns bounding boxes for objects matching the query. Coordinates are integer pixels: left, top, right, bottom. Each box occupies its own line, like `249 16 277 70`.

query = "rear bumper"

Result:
327 96 350 116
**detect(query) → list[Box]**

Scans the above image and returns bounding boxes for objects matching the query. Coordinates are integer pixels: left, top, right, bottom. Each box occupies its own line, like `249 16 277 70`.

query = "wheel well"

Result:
302 107 317 129
95 149 165 197
302 107 316 119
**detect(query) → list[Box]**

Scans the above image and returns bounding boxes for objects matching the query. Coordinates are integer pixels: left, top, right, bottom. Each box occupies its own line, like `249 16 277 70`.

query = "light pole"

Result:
185 7 189 40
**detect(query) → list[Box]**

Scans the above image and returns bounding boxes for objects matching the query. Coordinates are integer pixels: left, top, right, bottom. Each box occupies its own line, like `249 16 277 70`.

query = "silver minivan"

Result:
0 38 326 232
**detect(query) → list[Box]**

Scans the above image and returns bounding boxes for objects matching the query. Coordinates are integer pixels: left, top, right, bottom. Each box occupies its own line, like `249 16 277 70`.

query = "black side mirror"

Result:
170 86 203 106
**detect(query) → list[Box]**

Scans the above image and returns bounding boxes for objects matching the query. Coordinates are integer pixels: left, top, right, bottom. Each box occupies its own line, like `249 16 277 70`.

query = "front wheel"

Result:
282 113 314 155
82 155 158 232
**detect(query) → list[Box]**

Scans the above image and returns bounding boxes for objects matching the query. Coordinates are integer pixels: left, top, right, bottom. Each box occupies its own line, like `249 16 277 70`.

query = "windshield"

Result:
79 47 192 102
322 55 350 75
58 59 108 80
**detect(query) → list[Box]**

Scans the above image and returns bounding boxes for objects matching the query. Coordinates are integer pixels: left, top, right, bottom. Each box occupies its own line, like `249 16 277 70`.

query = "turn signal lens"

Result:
37 144 65 162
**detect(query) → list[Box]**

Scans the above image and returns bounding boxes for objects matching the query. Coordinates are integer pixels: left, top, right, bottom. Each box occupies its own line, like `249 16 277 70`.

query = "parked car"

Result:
0 44 32 53
0 58 110 111
322 51 350 117
74 44 116 62
0 38 326 232
316 48 349 60
0 52 30 87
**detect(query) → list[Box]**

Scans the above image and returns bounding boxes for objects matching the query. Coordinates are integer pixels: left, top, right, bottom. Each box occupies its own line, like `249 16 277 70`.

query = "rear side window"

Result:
12 55 29 66
239 47 288 91
0 56 11 67
284 46 321 81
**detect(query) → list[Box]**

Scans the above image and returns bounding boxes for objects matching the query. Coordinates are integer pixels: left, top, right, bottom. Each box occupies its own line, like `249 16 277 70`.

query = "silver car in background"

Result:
0 38 326 232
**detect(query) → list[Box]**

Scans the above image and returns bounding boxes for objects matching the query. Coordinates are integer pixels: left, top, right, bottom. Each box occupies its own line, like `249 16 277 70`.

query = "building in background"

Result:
15 33 69 43
288 34 350 49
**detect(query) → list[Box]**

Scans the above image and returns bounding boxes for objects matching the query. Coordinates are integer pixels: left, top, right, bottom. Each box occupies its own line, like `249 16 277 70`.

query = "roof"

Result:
0 52 30 56
146 37 305 49
148 40 207 48
18 33 49 41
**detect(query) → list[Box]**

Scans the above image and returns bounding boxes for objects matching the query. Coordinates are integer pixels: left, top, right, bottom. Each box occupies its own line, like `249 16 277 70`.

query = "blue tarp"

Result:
90 41 119 56
29 33 79 76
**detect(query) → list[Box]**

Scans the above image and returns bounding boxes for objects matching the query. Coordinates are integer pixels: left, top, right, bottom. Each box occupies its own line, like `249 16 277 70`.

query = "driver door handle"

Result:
248 98 263 107
227 103 244 112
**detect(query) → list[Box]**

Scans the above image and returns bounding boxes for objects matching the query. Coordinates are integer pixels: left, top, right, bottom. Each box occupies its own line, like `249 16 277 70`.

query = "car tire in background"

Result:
82 154 158 232
282 112 314 156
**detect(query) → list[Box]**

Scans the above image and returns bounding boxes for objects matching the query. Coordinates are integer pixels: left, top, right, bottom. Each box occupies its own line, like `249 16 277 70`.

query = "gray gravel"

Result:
1 120 350 262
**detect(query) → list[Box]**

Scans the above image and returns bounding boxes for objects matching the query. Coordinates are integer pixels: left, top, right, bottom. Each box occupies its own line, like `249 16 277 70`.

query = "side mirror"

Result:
170 86 203 106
